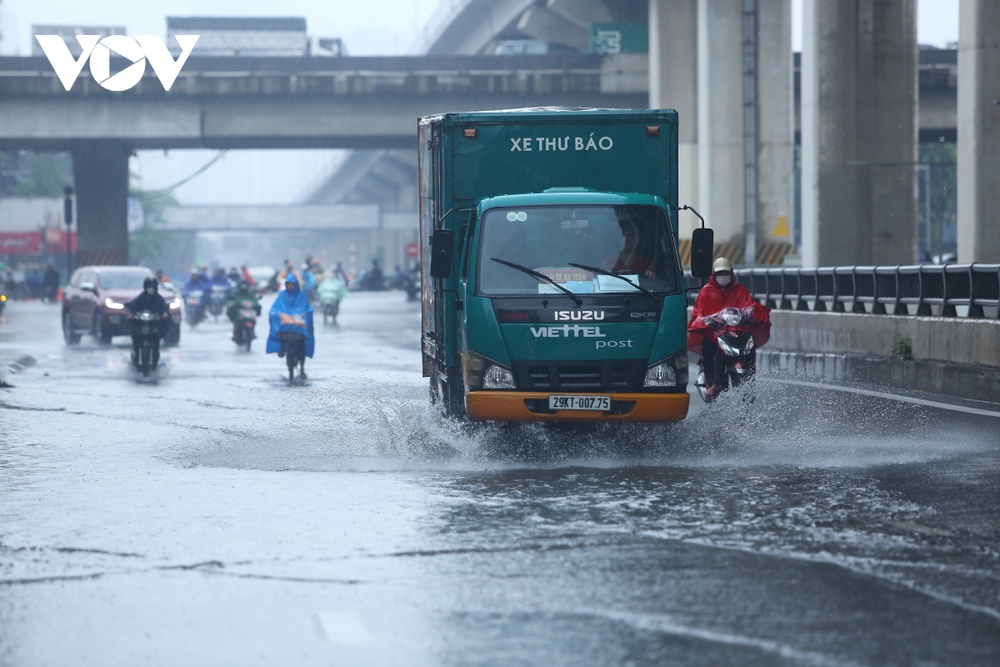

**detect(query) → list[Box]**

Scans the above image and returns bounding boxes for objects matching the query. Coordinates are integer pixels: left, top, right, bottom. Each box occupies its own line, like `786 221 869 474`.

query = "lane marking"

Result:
317 611 372 644
770 378 1000 418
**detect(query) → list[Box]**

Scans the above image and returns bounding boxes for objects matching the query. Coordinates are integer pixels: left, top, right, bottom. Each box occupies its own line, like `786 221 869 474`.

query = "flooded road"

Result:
1 295 998 666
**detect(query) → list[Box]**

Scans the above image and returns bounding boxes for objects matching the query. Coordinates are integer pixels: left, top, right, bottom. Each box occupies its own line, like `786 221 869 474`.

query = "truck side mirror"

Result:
690 228 714 278
429 229 453 279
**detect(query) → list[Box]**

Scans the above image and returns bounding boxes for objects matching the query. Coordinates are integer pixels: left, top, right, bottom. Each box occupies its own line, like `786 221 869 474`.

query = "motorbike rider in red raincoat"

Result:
688 257 772 398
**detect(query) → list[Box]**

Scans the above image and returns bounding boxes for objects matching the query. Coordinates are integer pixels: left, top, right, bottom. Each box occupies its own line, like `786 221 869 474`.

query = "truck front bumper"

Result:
465 391 690 422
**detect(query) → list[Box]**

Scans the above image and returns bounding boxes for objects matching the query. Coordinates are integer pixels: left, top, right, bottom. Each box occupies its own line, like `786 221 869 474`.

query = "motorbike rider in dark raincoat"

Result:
226 279 261 341
125 277 170 369
688 257 771 398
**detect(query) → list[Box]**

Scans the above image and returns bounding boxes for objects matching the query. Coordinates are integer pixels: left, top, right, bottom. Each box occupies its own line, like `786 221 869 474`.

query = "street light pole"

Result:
63 186 74 280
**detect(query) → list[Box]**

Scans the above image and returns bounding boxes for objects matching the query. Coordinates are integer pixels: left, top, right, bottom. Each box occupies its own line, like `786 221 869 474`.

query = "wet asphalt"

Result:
1 295 998 667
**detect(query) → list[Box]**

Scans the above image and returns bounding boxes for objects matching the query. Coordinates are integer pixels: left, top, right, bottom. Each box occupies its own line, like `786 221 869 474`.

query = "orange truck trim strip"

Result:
465 392 690 422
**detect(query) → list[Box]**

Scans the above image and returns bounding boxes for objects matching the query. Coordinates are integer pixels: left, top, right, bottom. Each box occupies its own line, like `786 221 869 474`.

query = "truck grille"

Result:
512 360 647 392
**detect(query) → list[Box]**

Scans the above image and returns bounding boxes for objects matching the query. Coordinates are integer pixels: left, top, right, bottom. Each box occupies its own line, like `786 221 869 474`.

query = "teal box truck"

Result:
419 108 701 422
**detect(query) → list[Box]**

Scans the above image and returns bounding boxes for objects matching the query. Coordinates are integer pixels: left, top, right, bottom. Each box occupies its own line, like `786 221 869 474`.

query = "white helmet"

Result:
712 257 733 273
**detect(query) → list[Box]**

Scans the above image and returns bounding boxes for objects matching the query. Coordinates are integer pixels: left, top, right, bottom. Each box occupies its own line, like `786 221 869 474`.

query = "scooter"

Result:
279 331 307 383
403 268 420 302
130 310 164 378
208 285 230 321
184 290 205 328
321 296 340 325
233 300 257 351
695 307 758 403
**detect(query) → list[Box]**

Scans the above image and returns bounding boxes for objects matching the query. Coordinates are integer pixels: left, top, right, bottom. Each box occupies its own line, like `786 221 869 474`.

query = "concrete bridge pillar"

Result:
756 0 794 248
694 0 792 254
801 0 917 267
957 0 1000 262
697 0 744 243
649 0 698 237
71 142 130 267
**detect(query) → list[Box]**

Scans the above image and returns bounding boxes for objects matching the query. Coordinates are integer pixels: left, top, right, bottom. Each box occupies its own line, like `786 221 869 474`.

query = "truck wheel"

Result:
436 364 466 419
429 364 441 405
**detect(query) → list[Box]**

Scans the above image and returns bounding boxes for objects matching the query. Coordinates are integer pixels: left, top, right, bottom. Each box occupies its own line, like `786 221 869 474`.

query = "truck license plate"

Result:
548 395 611 411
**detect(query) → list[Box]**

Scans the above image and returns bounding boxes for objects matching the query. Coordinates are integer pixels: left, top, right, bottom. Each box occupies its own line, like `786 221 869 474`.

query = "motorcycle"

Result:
321 296 340 326
403 268 420 302
130 310 164 377
694 306 759 403
317 276 347 326
279 331 307 383
233 300 257 351
208 285 230 321
184 290 205 328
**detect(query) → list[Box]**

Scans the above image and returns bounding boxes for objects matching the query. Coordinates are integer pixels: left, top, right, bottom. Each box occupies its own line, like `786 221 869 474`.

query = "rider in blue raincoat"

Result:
267 272 315 361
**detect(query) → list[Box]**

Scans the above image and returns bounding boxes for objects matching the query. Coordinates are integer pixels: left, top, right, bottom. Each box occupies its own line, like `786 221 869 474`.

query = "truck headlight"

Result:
644 361 676 387
644 352 688 388
483 364 516 390
463 351 516 390
104 298 124 310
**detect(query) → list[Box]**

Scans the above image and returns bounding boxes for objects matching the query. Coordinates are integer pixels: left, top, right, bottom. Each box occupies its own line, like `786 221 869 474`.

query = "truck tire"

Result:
432 364 466 419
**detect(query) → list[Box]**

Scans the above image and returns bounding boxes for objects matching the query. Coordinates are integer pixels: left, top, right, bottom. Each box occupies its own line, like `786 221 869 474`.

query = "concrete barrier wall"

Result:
757 351 1000 405
768 311 1000 369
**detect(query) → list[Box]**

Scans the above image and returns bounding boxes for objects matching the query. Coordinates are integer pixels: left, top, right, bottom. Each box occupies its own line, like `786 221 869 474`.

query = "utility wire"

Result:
141 150 229 200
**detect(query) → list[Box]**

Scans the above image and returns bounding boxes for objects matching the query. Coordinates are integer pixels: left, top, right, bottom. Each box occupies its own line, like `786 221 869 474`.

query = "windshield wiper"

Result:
567 262 660 302
490 258 583 306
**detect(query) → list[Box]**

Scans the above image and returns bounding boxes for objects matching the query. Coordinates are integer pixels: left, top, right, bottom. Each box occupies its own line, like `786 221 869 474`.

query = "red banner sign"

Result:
0 232 42 254
0 231 76 255
43 229 77 253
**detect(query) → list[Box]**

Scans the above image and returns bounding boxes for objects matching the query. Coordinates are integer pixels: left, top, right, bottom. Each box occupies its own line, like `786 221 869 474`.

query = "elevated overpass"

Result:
0 54 647 150
0 52 644 266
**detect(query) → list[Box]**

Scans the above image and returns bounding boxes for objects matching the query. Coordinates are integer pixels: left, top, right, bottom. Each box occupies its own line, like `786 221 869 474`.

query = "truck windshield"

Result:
477 205 680 296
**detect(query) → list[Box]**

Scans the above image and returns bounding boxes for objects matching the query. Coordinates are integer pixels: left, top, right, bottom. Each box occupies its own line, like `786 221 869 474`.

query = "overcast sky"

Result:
0 0 960 205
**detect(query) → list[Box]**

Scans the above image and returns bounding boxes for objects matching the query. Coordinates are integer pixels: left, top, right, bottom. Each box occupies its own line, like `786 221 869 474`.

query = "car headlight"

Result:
104 298 124 310
483 364 516 390
169 298 181 310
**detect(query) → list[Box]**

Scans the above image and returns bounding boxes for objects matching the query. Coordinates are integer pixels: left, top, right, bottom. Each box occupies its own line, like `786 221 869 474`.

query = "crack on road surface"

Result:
204 571 366 585
377 537 620 560
0 401 66 412
638 531 1000 623
157 560 226 571
0 543 145 559
597 609 862 667
0 572 106 586
54 547 145 558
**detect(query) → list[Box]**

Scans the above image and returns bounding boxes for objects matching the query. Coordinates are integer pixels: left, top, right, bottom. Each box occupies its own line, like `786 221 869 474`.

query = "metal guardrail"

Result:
685 264 1000 319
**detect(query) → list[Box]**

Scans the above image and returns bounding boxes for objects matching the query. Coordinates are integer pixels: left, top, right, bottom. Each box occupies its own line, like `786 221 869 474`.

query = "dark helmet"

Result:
143 277 159 291
238 279 250 290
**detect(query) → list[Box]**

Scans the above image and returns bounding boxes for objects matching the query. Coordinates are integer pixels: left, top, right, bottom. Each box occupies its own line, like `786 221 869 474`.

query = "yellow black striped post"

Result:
76 249 128 267
678 240 794 267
